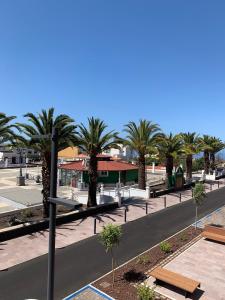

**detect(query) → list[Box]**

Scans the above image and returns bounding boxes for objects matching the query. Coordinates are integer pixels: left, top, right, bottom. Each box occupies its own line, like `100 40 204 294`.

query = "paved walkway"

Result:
147 238 225 299
0 181 223 271
64 285 114 300
0 167 73 210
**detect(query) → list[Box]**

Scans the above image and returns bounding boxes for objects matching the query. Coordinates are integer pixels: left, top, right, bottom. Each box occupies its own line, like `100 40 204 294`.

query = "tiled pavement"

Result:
0 181 224 271
147 238 225 300
64 285 114 300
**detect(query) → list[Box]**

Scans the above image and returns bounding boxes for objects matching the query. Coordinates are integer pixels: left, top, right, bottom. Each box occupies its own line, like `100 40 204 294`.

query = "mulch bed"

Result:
94 227 202 300
0 205 75 229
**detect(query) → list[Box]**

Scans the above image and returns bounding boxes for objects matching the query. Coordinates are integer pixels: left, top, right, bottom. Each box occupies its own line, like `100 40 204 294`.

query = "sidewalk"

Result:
0 181 224 271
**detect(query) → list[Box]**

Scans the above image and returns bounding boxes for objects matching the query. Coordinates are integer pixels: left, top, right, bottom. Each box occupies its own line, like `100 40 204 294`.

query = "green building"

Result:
59 155 138 187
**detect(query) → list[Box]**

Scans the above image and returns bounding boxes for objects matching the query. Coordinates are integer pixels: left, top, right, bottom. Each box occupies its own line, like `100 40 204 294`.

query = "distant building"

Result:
103 144 136 161
58 147 79 162
0 145 39 166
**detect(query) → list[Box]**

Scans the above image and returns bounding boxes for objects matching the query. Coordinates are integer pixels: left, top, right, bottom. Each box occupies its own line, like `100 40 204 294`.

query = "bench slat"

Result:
204 225 225 237
202 231 225 243
150 267 200 293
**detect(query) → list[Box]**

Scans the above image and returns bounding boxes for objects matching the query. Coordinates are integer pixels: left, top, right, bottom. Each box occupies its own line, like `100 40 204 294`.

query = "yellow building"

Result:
58 147 79 161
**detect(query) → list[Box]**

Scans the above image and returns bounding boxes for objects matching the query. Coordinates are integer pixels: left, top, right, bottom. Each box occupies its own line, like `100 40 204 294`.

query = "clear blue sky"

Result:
1 0 225 138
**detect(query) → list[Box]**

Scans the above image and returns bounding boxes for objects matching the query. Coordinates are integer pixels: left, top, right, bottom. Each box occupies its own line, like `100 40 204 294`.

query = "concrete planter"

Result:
0 202 118 242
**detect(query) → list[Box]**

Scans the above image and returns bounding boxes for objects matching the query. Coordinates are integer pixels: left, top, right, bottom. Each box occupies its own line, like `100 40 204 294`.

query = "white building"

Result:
0 146 39 166
103 144 136 161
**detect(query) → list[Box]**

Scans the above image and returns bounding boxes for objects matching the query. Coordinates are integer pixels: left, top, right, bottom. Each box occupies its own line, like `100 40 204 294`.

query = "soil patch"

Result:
94 227 202 300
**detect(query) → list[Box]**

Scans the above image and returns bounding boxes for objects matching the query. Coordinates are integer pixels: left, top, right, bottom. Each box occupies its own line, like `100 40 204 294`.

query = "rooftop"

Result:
59 160 138 172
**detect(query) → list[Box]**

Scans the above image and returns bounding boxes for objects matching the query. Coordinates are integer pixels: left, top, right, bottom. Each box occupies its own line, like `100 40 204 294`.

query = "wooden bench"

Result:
202 225 225 243
149 267 201 298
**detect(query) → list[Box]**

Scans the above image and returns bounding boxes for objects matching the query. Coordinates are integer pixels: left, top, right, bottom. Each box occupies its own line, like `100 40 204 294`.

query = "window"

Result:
98 171 108 177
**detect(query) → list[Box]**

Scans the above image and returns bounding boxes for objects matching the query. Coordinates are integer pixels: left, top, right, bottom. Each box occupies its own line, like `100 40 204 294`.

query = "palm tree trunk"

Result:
166 155 174 188
87 154 98 207
210 152 215 172
166 155 173 177
42 152 51 218
186 154 193 181
138 154 146 190
204 150 210 174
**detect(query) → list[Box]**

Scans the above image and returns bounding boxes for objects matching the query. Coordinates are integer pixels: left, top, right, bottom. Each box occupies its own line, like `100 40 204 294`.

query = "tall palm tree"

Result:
0 113 17 144
18 108 77 217
199 135 213 175
157 133 183 183
209 137 224 172
77 117 120 207
124 120 161 190
181 132 200 181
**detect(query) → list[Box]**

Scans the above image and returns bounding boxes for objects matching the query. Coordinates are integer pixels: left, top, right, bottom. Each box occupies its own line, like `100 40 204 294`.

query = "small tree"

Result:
99 223 122 286
193 182 206 229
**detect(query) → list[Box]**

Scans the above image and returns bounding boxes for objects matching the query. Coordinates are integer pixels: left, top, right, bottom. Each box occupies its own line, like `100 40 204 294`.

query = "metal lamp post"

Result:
33 128 79 300
47 127 58 300
17 148 23 177
16 148 25 186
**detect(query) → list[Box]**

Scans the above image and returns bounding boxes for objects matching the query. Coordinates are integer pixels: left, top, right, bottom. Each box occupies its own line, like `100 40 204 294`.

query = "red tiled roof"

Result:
59 160 138 171
75 153 111 159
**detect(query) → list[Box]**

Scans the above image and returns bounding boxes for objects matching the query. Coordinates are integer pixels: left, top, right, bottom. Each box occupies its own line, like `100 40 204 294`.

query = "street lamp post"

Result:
32 128 79 300
47 127 58 300
17 148 23 177
16 148 25 186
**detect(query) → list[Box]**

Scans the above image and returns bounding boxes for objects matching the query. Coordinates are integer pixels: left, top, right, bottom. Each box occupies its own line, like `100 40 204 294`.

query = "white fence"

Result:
75 193 115 205
74 184 150 206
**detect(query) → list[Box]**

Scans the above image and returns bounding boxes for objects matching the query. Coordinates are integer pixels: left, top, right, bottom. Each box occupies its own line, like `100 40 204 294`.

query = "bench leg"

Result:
185 290 192 299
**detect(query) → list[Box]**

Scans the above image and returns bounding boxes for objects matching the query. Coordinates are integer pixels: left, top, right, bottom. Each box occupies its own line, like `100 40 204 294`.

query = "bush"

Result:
179 232 188 242
136 255 150 265
160 241 172 253
20 208 34 221
192 157 204 172
137 284 155 300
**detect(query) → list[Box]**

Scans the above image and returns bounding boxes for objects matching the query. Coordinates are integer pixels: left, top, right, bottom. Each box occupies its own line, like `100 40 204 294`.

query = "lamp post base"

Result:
17 176 25 186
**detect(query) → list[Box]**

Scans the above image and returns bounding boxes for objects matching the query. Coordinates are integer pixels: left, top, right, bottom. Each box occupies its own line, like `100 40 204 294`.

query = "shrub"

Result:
137 284 155 300
179 232 188 242
20 208 34 221
137 255 150 265
160 241 172 253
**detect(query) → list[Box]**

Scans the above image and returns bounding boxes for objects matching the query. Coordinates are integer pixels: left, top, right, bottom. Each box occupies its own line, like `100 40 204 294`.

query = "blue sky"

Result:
0 0 225 138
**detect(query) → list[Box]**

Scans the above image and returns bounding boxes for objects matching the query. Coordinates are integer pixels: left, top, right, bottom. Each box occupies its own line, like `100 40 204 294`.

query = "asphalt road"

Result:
1 187 225 300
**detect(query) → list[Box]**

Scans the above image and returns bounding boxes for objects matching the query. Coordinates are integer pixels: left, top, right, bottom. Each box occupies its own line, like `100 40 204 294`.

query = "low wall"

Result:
153 181 196 197
0 202 118 242
77 194 115 205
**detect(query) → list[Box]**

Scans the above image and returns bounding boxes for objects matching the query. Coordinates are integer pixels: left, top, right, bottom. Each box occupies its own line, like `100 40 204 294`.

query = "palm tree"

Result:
18 108 77 217
157 133 183 183
208 137 224 172
181 132 200 181
0 113 17 144
77 117 120 207
199 135 214 175
124 120 161 190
